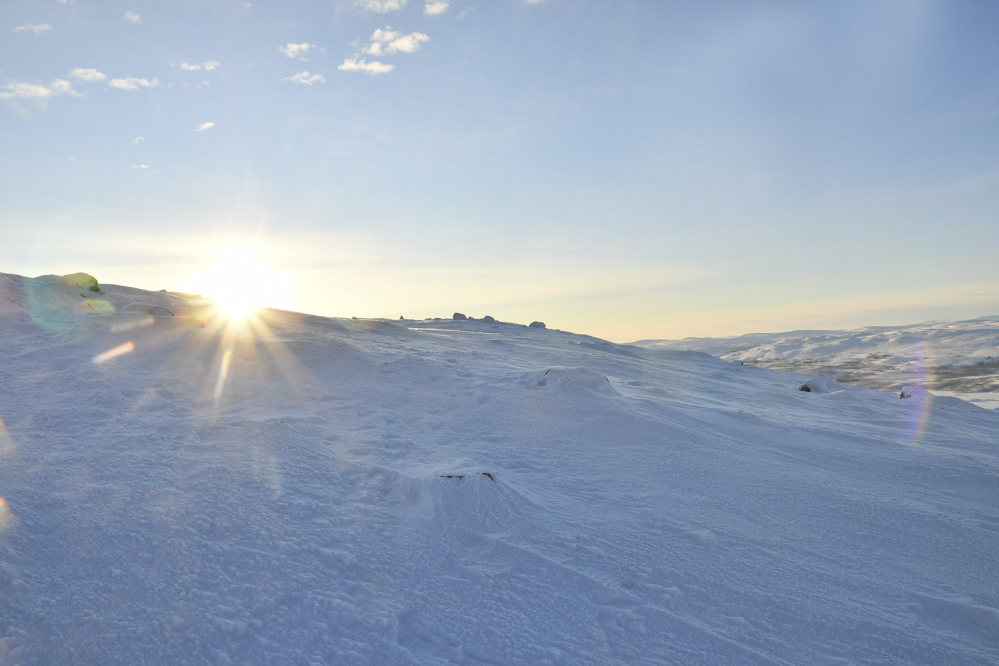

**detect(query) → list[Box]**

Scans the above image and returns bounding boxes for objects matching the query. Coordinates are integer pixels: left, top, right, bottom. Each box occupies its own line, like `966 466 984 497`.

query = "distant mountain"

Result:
631 317 999 395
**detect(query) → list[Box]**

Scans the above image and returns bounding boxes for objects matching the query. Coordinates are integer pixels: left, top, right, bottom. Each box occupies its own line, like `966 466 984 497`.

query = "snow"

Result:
632 317 999 402
797 374 843 394
932 391 999 411
1 271 999 664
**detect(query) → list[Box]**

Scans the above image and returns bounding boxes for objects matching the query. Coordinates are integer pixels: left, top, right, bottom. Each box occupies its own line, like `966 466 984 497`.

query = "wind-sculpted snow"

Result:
1 271 998 664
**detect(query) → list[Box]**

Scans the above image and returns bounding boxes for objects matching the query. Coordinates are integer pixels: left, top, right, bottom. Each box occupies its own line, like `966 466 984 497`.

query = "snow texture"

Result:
1 271 998 665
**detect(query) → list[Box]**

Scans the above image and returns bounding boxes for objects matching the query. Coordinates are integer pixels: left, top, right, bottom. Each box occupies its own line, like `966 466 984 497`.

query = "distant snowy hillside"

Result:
1 272 998 665
632 317 999 410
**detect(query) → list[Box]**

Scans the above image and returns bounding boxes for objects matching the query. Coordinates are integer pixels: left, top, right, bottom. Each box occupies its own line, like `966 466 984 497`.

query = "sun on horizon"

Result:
177 246 293 320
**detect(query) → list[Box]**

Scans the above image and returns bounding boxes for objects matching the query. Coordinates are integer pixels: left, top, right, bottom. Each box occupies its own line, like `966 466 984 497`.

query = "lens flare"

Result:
74 299 115 316
92 341 136 364
903 340 935 444
0 498 17 536
214 348 234 400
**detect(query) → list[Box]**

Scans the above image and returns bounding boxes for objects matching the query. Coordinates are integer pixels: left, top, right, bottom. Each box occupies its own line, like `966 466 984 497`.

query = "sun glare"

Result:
182 246 292 320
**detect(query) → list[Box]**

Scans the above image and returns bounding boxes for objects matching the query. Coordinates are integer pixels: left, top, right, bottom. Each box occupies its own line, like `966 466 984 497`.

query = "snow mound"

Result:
799 374 843 393
523 366 613 392
122 302 174 317
61 272 99 291
898 386 986 411
900 385 928 400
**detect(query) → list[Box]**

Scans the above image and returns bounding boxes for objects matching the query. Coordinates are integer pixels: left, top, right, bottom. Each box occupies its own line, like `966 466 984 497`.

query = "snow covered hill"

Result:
632 318 999 410
1 271 998 665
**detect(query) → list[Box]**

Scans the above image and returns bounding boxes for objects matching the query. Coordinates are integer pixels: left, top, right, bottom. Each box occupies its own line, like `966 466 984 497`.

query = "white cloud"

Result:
108 77 159 91
180 61 220 71
0 79 76 100
363 27 429 56
287 71 326 85
14 24 52 34
424 1 449 16
457 7 471 19
124 11 141 23
280 43 313 59
132 136 144 144
196 122 215 131
355 0 407 12
338 58 394 75
69 68 106 82
131 164 149 169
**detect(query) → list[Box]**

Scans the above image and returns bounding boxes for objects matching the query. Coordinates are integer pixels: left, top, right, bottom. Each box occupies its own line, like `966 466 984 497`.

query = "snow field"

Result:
0 272 998 664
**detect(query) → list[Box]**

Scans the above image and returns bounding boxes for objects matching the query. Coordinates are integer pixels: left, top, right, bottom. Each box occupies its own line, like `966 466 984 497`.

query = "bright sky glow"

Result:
181 246 293 319
1 1 998 340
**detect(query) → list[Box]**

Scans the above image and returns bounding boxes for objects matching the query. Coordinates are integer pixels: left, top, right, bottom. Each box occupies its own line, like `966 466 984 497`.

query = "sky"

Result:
1 0 998 341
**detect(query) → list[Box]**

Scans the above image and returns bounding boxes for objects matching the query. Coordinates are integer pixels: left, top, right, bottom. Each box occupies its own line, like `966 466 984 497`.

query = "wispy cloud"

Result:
457 7 471 19
108 77 159 91
124 11 141 23
355 0 407 12
287 71 326 85
14 24 52 34
0 79 76 100
180 61 221 71
131 164 149 169
195 122 215 132
363 28 430 56
69 68 106 82
132 136 145 144
280 43 313 59
424 1 449 16
338 58 394 75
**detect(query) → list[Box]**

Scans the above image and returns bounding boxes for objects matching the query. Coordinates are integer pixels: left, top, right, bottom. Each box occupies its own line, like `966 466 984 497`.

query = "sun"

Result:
182 246 292 320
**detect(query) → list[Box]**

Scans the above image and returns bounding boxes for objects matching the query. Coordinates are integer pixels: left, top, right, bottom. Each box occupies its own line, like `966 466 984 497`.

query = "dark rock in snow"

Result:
529 321 546 329
453 313 468 320
900 386 926 399
482 316 496 323
799 374 841 394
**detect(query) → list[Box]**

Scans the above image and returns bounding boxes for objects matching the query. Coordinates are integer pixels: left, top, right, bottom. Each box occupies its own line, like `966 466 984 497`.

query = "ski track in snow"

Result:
1 272 998 665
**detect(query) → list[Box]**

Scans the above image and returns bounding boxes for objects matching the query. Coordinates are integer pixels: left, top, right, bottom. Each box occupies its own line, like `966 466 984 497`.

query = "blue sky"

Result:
2 0 998 340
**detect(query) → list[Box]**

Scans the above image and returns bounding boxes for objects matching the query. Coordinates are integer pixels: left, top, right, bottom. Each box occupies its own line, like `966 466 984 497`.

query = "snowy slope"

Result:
1 271 998 665
632 318 999 407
